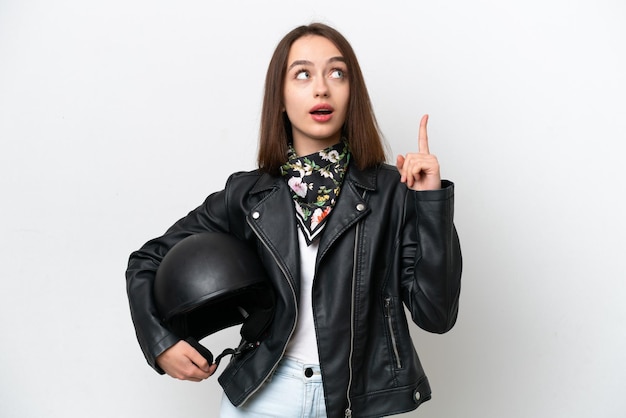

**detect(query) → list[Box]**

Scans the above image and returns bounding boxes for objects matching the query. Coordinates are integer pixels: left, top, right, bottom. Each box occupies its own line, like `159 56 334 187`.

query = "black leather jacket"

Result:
126 162 462 418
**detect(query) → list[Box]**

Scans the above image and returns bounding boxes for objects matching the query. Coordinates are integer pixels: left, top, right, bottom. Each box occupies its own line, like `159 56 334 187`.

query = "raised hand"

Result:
156 339 217 382
396 114 441 191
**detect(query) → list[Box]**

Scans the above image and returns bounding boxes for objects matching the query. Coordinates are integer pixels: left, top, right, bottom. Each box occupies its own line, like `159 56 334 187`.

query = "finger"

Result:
418 114 429 154
186 348 211 374
396 155 407 182
406 160 423 188
396 154 405 171
400 154 426 187
166 359 210 381
208 363 218 376
188 351 218 378
402 158 416 188
183 361 212 381
178 341 212 379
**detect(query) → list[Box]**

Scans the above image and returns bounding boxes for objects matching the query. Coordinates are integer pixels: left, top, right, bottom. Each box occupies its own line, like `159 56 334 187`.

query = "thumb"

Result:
182 342 211 372
191 352 211 373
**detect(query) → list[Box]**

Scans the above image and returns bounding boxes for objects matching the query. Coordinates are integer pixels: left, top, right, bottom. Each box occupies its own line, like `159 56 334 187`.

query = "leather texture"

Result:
126 161 462 418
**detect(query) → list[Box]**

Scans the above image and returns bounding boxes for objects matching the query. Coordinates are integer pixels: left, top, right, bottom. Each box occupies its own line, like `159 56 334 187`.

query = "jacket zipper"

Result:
384 297 402 369
241 218 299 406
344 221 359 418
345 189 367 418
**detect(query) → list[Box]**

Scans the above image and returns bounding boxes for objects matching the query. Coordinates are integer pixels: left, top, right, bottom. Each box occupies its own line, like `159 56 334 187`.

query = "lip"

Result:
309 103 334 122
309 103 335 113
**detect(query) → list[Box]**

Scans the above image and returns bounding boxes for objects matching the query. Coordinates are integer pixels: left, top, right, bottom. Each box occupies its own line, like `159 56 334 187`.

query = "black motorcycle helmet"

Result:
154 232 275 366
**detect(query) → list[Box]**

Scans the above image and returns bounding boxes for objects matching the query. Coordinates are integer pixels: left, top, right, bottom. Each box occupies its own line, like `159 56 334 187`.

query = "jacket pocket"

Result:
384 297 402 369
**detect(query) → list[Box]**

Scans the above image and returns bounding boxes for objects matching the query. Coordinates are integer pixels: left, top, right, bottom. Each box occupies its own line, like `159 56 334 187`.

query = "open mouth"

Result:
309 104 334 115
309 104 334 122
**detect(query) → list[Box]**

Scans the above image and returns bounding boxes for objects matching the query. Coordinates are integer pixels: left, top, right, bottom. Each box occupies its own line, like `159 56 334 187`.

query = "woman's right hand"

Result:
156 340 217 382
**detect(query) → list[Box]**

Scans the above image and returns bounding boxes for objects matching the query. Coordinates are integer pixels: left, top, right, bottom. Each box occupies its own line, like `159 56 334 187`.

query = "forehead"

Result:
287 35 343 64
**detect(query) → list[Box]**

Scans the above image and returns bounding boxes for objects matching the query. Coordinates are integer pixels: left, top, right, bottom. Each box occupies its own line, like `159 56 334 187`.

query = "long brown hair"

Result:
258 23 387 175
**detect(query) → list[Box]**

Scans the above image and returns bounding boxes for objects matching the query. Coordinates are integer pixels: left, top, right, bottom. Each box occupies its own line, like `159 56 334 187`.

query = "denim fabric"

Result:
219 357 327 418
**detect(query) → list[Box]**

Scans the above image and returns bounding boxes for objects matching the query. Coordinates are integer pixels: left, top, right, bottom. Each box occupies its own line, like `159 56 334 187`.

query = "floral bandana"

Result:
280 140 350 246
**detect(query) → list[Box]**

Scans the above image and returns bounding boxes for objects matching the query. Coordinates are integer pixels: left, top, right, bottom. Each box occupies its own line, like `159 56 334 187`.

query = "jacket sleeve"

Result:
400 180 462 334
125 187 231 373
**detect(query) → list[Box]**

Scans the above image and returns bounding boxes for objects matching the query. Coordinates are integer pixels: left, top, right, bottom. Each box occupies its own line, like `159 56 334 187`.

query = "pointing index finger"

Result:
419 114 430 154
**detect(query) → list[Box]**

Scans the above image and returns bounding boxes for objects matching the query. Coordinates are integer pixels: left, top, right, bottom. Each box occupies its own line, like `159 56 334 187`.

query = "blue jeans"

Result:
219 357 327 418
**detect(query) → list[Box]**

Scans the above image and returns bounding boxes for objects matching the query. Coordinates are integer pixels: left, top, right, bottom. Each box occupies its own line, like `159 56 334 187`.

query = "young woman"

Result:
126 23 462 418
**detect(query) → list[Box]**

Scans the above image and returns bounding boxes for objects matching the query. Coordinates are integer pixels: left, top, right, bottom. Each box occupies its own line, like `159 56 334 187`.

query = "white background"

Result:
1 1 625 417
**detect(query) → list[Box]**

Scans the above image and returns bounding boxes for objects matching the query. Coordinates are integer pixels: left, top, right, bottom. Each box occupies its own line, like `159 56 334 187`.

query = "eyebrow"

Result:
287 56 346 71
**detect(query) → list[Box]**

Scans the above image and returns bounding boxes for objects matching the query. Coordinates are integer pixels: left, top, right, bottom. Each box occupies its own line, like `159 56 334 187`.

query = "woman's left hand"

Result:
396 114 441 191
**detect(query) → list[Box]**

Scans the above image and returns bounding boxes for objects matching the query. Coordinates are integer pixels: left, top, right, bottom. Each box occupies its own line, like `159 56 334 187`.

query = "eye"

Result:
295 70 310 80
330 69 346 79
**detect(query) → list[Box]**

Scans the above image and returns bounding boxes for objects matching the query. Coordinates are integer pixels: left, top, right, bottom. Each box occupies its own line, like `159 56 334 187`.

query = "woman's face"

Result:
283 35 350 156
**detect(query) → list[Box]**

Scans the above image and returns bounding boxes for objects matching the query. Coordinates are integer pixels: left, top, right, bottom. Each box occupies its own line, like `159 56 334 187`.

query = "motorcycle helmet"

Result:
154 232 275 366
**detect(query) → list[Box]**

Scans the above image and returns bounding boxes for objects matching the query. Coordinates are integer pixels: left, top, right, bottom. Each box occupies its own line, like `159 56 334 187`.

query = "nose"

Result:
314 77 329 98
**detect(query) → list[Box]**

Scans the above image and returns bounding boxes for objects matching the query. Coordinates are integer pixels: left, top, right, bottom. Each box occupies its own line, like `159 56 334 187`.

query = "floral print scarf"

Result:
280 140 350 246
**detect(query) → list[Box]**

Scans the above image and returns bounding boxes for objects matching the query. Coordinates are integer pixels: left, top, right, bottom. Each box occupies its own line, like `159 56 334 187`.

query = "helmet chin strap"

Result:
183 302 274 369
184 337 215 364
185 337 257 368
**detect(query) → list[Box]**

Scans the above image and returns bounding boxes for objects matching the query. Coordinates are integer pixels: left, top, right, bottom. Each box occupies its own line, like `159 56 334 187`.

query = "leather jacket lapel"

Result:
248 174 300 292
248 165 378 288
318 164 377 262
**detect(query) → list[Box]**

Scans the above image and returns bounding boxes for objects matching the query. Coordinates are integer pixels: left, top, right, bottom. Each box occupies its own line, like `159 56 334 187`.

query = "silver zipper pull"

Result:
345 408 352 418
384 297 391 316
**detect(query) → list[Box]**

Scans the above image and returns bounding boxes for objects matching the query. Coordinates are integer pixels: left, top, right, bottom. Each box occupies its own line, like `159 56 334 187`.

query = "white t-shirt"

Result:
284 228 320 364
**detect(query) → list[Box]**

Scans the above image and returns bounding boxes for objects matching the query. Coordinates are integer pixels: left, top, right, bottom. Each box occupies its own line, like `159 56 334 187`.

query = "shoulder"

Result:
228 169 263 182
225 169 263 189
377 163 401 180
346 162 400 191
372 163 403 190
225 169 282 196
